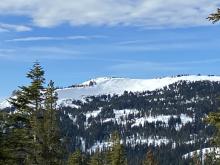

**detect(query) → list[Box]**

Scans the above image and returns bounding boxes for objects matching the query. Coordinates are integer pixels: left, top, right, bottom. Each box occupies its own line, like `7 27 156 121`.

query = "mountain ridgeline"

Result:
2 76 220 164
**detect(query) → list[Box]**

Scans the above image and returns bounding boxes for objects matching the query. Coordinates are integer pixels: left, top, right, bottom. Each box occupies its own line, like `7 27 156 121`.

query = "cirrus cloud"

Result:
5 35 107 42
0 23 32 32
0 0 219 28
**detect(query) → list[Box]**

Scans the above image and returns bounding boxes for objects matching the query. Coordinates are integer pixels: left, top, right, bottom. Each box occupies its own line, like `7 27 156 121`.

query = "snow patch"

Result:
131 114 193 129
182 147 220 159
57 99 81 109
85 109 102 120
88 136 170 153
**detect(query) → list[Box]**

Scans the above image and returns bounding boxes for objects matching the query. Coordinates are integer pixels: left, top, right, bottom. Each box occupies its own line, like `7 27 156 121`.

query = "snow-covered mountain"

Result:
57 75 220 100
1 75 220 164
0 99 11 109
1 75 220 109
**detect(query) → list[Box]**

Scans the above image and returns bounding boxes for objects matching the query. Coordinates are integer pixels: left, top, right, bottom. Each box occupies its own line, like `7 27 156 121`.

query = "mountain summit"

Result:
57 75 220 100
1 75 220 109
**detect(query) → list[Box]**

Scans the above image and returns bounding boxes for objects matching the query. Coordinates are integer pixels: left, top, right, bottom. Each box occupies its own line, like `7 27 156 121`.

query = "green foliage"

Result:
205 110 220 164
88 152 102 165
5 62 65 164
39 80 65 165
67 149 83 165
208 8 220 23
143 150 157 165
204 151 217 165
108 132 127 165
190 152 201 165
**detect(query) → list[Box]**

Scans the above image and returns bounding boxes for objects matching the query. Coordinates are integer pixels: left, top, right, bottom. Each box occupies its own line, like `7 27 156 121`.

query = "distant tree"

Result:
67 149 83 165
88 151 102 165
204 151 216 165
190 152 200 165
108 131 127 165
142 149 157 165
205 112 220 164
208 8 220 23
0 111 18 164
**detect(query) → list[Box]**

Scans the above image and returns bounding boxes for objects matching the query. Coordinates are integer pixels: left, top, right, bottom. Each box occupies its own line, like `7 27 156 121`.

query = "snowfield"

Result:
131 114 193 129
1 75 220 109
56 76 220 101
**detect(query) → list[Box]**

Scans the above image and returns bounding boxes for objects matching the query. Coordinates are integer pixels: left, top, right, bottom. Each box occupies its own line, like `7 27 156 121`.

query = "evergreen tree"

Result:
142 149 157 165
190 152 201 165
67 149 83 165
204 151 216 165
206 112 220 164
208 8 220 23
109 131 127 165
8 62 64 164
0 111 16 164
11 62 46 164
39 80 65 164
89 151 102 165
8 91 36 164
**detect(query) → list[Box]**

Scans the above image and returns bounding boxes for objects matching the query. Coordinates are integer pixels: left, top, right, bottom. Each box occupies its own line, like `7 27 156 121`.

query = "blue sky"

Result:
0 0 220 98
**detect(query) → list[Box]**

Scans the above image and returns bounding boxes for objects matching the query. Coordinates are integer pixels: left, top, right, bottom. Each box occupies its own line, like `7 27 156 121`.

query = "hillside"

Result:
1 75 220 164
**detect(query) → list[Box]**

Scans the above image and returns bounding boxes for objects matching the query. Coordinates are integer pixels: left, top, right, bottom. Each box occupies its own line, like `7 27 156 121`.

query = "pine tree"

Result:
204 151 216 165
208 8 220 23
191 152 201 165
67 149 83 165
206 111 220 164
0 111 15 164
8 91 35 164
143 149 157 165
109 131 127 165
89 151 102 165
41 80 65 164
8 62 65 164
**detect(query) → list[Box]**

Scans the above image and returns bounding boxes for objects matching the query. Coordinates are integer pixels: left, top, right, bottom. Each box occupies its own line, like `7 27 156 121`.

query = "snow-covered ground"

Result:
87 136 170 153
57 75 220 101
85 109 102 120
1 75 220 109
131 114 193 129
182 147 220 159
67 107 193 130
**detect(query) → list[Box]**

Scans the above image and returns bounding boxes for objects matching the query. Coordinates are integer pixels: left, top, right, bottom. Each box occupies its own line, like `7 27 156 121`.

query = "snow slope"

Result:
1 75 220 109
182 147 220 159
0 99 11 109
57 75 220 100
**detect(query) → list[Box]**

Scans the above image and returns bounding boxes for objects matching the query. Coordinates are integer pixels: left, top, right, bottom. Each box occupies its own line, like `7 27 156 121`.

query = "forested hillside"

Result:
1 63 220 164
57 80 220 165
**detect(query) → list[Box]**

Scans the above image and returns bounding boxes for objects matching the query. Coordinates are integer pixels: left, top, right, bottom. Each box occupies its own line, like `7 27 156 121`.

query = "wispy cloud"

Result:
0 23 32 32
0 46 85 61
116 40 145 45
0 0 219 28
6 35 106 42
109 58 220 72
110 61 186 72
0 48 15 53
114 37 220 51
